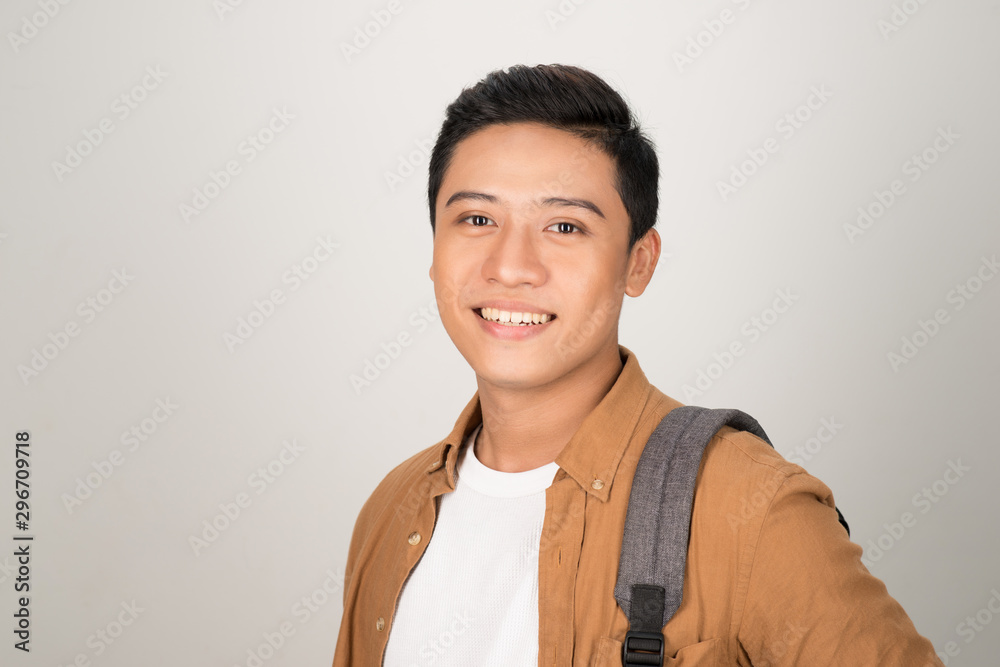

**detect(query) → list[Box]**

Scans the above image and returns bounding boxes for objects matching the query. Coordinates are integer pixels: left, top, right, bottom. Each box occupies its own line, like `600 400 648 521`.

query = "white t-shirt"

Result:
382 423 561 667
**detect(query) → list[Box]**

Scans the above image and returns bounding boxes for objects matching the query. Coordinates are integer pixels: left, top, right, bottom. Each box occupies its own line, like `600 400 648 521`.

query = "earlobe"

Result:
429 264 434 282
624 229 661 298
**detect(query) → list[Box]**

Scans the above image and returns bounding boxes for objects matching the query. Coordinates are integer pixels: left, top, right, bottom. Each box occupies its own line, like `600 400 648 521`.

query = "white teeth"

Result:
479 308 553 326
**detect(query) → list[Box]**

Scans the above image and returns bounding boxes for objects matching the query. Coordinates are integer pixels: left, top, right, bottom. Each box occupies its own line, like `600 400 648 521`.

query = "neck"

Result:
473 344 625 472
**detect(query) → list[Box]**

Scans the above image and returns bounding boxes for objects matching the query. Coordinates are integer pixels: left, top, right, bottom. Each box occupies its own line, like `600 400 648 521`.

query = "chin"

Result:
471 356 547 386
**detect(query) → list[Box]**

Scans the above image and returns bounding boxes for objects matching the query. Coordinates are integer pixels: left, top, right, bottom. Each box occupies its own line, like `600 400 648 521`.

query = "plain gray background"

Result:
1 0 998 665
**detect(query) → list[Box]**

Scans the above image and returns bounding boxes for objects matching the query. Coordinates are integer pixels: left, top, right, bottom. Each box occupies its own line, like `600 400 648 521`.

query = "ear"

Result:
428 263 435 282
624 228 661 298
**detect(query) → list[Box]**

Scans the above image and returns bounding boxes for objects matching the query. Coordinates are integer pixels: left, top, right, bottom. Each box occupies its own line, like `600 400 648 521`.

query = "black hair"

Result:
427 64 659 252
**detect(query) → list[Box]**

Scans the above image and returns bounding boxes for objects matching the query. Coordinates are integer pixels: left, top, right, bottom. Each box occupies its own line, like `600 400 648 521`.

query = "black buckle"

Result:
622 630 664 666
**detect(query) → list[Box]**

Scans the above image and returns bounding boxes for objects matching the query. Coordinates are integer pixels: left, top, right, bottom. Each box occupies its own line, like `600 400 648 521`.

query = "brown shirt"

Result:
333 345 942 666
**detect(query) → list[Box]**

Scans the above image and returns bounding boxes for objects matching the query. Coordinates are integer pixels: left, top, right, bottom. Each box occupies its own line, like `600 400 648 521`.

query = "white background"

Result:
1 0 998 665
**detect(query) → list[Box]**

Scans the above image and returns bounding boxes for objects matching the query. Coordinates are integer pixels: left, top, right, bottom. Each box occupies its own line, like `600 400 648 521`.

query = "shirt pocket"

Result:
590 636 723 667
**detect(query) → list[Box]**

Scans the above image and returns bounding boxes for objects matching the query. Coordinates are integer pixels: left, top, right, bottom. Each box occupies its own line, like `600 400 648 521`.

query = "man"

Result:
333 64 941 666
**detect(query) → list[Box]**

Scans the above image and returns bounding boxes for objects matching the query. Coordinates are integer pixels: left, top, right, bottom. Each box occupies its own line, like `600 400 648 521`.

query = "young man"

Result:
332 65 941 666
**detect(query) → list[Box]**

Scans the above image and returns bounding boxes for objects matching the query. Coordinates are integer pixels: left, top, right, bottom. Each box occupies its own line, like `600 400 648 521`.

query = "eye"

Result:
547 221 580 234
462 215 494 227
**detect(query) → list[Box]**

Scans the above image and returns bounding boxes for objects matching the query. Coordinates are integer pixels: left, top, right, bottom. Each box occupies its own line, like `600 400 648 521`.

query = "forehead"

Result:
439 122 622 212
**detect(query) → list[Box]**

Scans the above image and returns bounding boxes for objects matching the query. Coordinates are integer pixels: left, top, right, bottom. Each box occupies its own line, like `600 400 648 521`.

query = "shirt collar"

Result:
425 345 656 501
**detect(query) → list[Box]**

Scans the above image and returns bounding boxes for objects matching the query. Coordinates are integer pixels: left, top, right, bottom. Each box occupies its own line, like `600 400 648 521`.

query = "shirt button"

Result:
592 479 605 490
408 531 421 545
376 617 385 631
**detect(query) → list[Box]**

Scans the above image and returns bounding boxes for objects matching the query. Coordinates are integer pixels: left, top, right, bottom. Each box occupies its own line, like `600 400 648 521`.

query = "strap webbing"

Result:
615 406 771 627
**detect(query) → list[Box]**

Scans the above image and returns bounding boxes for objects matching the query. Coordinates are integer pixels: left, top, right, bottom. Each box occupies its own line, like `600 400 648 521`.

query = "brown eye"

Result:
465 215 492 226
550 222 579 234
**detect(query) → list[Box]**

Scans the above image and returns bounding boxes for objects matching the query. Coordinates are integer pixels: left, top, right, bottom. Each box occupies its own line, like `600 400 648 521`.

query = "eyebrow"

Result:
444 190 606 219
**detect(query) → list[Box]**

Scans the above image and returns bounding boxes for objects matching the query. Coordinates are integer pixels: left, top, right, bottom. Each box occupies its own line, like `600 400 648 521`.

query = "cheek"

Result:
434 242 474 275
431 249 464 285
432 264 473 319
575 263 627 318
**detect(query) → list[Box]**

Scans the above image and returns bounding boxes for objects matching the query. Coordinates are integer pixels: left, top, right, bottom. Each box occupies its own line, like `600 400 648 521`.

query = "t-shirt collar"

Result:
425 345 655 502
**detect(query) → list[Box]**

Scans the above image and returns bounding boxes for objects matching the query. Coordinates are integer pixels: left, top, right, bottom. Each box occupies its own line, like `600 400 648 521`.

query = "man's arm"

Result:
736 472 943 666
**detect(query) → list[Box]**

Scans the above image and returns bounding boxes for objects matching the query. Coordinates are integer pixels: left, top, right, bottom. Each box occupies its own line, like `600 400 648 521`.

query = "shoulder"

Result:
693 425 837 537
707 424 799 475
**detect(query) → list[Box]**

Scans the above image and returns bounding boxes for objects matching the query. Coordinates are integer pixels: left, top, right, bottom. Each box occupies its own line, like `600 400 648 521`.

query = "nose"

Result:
481 223 547 288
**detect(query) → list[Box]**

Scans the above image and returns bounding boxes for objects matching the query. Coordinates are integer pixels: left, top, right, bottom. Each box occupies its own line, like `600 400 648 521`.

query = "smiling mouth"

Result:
476 307 556 326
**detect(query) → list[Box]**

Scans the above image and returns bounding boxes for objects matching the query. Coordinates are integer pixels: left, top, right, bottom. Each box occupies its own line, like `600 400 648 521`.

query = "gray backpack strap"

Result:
616 406 771 666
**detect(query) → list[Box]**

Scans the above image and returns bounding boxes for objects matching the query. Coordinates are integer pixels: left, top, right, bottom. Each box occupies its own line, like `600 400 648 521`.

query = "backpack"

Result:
615 406 850 667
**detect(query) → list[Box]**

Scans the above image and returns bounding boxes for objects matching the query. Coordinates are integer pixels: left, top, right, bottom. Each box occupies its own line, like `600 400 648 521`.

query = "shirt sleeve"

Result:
736 471 943 666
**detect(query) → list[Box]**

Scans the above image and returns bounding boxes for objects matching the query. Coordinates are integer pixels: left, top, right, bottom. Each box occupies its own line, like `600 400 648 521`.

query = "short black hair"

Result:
427 64 659 252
